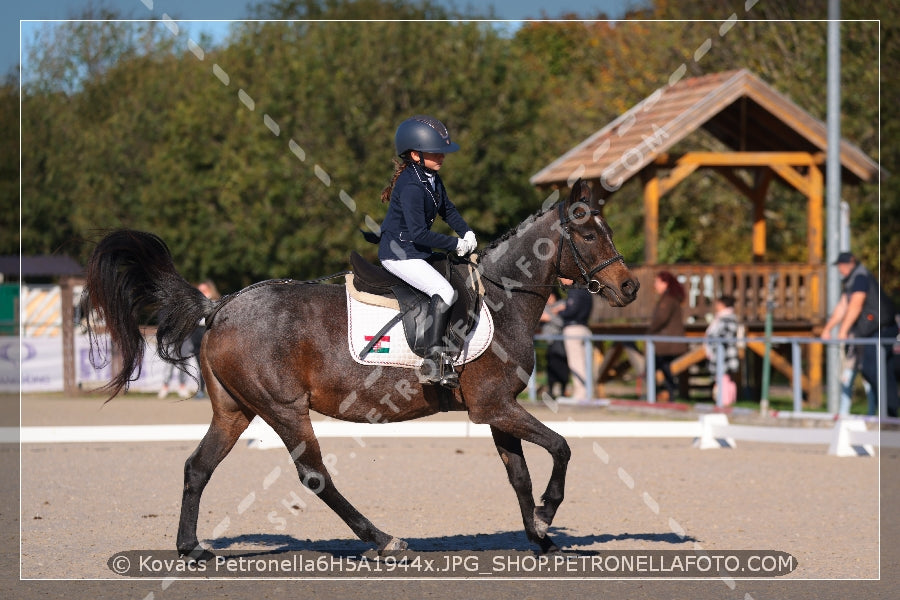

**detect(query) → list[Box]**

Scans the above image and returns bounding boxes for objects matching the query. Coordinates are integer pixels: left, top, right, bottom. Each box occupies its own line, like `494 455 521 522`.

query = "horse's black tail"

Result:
80 229 214 399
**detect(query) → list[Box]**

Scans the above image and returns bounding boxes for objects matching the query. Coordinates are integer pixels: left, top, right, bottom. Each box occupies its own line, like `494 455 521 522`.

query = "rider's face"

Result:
410 151 445 171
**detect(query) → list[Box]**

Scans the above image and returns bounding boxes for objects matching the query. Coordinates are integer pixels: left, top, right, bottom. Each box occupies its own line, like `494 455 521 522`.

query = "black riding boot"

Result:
419 295 459 389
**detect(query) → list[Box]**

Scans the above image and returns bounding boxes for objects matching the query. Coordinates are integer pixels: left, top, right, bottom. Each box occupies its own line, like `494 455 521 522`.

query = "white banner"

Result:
0 336 62 392
2 334 194 394
75 333 182 393
0 337 22 391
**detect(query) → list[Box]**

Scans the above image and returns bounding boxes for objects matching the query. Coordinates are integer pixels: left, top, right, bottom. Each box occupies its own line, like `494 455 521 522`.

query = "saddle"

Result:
348 251 483 359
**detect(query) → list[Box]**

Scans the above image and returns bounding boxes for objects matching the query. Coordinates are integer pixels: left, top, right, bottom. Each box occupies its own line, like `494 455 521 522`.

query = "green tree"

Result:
146 6 549 289
0 82 18 255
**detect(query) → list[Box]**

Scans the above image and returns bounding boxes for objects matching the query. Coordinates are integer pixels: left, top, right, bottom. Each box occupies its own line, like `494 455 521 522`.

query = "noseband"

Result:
555 201 624 294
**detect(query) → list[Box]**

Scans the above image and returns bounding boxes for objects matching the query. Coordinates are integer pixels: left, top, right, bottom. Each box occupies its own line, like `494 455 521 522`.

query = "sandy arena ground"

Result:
7 393 900 599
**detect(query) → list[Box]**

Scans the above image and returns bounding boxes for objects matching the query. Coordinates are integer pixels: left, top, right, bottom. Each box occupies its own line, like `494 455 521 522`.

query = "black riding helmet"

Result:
394 115 460 157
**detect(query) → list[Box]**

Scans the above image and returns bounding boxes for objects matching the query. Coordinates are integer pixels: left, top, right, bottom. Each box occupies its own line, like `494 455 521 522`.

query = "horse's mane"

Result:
483 201 558 253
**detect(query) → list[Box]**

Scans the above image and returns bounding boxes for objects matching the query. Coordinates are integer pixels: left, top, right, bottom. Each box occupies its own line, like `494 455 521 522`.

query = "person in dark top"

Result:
648 271 688 402
822 252 898 416
539 289 571 398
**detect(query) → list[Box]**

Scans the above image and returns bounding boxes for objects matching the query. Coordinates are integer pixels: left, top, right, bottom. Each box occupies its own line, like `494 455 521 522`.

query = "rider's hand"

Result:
456 231 476 256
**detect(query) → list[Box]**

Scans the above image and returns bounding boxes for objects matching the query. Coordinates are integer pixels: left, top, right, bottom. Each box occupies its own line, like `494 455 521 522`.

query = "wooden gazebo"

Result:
530 69 883 404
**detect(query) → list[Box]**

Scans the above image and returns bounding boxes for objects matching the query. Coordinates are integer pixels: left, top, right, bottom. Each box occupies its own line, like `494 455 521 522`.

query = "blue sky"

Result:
6 0 644 79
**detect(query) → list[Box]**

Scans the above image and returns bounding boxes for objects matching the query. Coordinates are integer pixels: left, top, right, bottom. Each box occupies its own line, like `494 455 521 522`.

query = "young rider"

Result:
376 115 476 388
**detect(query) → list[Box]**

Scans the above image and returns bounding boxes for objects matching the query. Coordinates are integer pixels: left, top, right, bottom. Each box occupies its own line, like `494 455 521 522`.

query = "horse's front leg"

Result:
484 407 571 554
490 426 556 553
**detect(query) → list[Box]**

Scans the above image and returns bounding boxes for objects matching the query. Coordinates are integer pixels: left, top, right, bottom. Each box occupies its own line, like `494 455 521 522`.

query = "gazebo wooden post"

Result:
807 162 825 407
751 168 773 262
641 165 659 266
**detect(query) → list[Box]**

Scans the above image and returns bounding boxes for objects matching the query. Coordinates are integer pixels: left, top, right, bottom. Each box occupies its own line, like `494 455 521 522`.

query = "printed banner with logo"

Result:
1 334 194 394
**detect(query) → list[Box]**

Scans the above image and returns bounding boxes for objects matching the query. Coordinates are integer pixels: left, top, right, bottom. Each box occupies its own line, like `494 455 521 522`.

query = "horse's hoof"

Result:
179 545 216 562
536 533 560 555
379 537 408 555
542 543 561 555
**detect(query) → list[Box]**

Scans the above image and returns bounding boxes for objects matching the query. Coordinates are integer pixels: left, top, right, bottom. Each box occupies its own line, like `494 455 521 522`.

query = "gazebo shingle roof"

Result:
529 69 882 189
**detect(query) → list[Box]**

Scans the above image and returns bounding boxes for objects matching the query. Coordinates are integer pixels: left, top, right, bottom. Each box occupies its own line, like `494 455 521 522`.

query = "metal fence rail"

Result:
530 333 898 418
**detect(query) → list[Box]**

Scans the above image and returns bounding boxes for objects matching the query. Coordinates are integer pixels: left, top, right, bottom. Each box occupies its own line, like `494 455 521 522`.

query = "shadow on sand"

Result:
208 528 697 558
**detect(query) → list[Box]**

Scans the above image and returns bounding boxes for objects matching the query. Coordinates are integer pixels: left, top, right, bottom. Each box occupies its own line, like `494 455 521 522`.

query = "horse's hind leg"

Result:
268 409 405 555
176 386 254 559
490 426 560 554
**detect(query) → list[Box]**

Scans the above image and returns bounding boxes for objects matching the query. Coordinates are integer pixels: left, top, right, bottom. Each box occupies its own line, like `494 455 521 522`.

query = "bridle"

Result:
554 200 624 294
459 200 625 296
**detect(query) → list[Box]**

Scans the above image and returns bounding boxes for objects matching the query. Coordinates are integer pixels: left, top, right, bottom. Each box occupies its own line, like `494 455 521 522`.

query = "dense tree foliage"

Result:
8 0 893 299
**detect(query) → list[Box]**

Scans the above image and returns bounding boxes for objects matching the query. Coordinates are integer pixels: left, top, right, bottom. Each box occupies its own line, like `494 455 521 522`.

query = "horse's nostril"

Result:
622 279 640 300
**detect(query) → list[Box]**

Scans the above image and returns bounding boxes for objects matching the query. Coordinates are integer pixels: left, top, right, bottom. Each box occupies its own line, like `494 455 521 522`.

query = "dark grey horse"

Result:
81 179 639 558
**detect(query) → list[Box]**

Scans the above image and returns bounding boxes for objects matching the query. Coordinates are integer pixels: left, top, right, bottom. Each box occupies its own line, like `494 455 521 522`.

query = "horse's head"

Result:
554 179 640 307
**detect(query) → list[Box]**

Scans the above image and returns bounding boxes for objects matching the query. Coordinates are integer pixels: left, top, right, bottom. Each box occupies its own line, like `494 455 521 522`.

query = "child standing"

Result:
704 294 741 406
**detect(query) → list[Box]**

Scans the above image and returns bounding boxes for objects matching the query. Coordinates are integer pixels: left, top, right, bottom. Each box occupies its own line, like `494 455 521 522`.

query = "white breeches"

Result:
381 259 456 305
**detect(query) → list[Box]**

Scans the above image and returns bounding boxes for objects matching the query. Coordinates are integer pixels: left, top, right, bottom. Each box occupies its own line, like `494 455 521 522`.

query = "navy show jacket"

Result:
378 164 470 261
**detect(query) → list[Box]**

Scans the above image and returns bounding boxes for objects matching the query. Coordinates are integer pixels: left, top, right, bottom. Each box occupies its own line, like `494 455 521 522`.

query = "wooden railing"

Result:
590 263 827 331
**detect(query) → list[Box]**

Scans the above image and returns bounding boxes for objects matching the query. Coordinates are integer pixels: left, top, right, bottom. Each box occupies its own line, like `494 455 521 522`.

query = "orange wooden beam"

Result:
769 163 810 196
658 162 699 197
641 166 659 265
675 151 824 167
808 163 824 266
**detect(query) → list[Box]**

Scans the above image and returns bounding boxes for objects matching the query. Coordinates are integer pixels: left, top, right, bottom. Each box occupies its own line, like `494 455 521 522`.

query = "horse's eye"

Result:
582 233 596 241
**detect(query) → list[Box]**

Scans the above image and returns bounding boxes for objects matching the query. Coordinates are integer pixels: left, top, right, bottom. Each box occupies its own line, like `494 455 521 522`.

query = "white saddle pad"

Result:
346 287 494 368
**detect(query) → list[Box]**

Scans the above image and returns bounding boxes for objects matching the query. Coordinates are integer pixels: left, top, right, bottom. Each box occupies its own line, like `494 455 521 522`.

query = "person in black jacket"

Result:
375 115 476 388
539 289 571 398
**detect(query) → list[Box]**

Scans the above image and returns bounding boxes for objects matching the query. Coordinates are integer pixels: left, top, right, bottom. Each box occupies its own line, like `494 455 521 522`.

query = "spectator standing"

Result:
192 280 220 399
556 278 594 402
648 271 688 402
539 289 570 398
158 280 219 400
822 252 899 416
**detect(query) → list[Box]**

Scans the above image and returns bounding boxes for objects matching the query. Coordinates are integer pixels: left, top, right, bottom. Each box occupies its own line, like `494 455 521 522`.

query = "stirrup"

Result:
438 356 459 389
417 357 441 384
418 354 459 389
438 375 459 389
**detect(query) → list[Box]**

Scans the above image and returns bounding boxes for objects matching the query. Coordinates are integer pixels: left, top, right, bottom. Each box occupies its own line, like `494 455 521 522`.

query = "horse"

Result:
80 179 640 559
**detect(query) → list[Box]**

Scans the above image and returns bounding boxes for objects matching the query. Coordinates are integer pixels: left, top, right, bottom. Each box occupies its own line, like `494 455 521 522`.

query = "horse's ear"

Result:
567 178 595 208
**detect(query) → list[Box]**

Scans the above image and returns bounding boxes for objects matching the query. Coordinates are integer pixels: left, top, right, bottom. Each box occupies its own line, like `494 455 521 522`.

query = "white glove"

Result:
456 231 477 256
